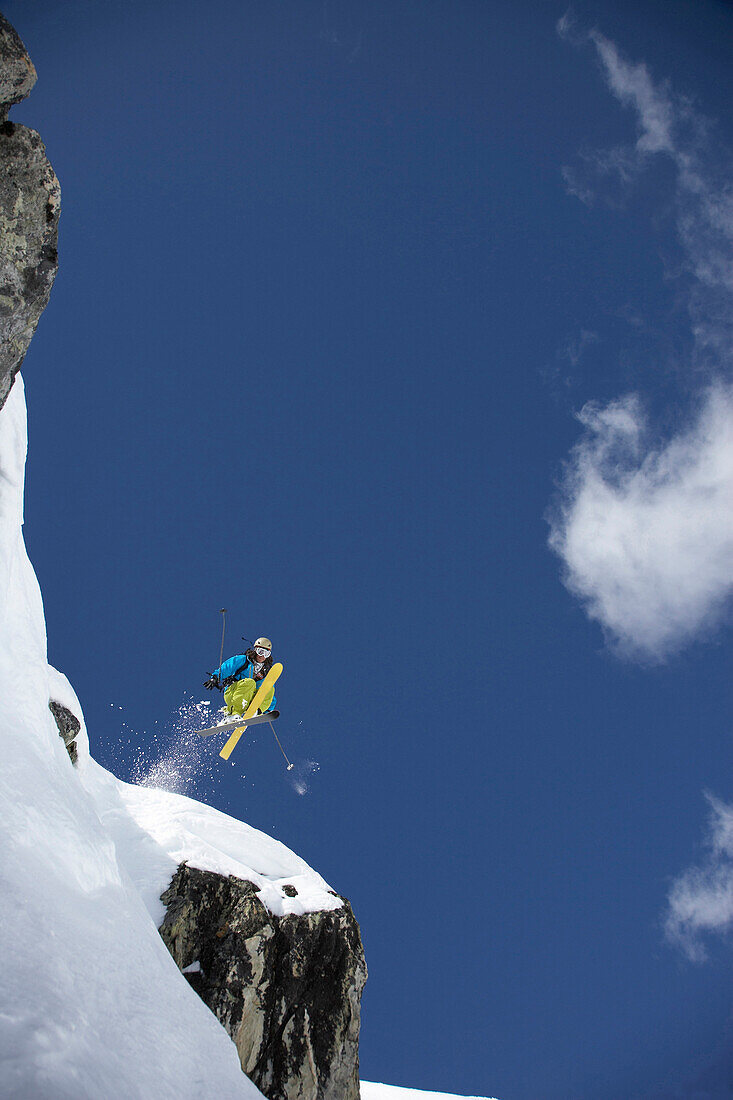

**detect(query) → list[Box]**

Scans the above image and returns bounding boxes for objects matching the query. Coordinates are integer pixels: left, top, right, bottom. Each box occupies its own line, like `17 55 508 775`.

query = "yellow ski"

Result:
219 663 283 761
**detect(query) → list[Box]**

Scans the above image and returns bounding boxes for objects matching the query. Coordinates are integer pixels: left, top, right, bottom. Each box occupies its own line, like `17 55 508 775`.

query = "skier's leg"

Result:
226 678 257 715
240 678 273 712
223 683 237 714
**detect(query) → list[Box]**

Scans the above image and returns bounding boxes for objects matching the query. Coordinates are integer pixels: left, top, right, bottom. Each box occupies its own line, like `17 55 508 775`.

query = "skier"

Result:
204 637 277 717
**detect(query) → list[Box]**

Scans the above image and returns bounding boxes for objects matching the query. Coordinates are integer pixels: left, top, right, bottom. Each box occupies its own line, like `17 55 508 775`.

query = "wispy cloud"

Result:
560 328 599 369
549 23 733 660
666 796 733 961
589 32 676 156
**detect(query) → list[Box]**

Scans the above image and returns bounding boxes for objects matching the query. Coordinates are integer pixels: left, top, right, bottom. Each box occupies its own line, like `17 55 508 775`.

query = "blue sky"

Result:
7 1 733 1097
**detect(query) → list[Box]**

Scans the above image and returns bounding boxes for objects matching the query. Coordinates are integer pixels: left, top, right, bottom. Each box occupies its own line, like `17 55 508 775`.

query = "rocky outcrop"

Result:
0 13 60 411
49 700 81 765
0 13 35 115
160 864 367 1100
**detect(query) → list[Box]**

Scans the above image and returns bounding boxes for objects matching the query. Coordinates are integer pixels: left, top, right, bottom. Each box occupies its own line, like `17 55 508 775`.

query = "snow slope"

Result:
81 760 342 925
0 378 264 1099
44 664 340 923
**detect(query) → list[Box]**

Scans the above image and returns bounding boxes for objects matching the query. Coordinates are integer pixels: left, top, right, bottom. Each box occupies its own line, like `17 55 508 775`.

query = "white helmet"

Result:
254 637 272 652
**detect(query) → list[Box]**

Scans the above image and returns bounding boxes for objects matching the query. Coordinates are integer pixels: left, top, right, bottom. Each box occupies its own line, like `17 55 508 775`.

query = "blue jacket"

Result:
215 653 277 711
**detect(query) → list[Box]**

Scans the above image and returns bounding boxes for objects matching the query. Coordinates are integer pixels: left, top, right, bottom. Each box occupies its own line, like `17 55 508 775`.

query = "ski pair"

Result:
197 710 280 738
219 662 283 761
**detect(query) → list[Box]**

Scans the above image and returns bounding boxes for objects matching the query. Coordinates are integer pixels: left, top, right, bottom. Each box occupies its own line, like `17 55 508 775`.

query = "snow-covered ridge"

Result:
82 760 342 923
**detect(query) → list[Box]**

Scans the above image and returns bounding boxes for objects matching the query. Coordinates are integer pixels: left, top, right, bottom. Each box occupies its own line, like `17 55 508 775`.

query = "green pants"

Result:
224 677 274 716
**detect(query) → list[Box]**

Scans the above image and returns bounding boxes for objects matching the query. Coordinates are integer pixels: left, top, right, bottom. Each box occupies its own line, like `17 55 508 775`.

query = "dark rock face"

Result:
0 13 60 411
49 700 81 765
160 864 367 1100
0 14 36 116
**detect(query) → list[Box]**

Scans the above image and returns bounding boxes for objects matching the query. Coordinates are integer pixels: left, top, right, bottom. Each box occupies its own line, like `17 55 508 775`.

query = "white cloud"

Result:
549 385 733 659
558 28 733 978
551 30 733 659
667 797 733 961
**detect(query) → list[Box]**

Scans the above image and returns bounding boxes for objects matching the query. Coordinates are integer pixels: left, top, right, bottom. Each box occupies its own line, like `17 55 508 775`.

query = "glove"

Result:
203 675 220 691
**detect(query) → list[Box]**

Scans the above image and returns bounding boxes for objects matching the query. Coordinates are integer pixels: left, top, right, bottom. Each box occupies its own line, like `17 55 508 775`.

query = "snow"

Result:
361 1085 497 1100
0 374 497 1099
81 758 342 924
0 377 264 1099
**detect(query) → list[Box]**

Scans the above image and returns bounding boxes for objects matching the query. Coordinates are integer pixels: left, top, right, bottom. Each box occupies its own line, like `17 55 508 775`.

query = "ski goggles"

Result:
254 646 271 658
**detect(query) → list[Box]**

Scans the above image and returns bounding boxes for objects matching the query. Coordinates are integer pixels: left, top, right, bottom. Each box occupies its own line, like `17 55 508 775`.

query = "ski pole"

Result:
217 608 227 679
269 721 294 770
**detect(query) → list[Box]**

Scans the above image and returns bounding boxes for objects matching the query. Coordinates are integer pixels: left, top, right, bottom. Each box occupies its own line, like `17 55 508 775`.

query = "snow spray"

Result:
288 760 320 796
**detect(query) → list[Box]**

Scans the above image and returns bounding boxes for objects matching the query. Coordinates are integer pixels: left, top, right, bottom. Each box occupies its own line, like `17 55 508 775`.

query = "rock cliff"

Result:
160 863 367 1100
0 13 59 410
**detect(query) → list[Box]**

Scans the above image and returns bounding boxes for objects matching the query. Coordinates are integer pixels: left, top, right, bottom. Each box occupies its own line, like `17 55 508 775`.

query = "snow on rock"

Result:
81 756 343 925
0 377 263 1099
361 1085 498 1100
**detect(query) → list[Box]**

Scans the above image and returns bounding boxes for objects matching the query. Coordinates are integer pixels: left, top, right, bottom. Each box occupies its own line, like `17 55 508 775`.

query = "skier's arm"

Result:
214 654 248 682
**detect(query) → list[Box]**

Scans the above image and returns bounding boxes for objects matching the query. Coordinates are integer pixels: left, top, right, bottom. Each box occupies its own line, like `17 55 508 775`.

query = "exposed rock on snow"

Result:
47 663 89 763
160 863 367 1100
47 665 86 766
0 14 59 410
49 699 81 764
